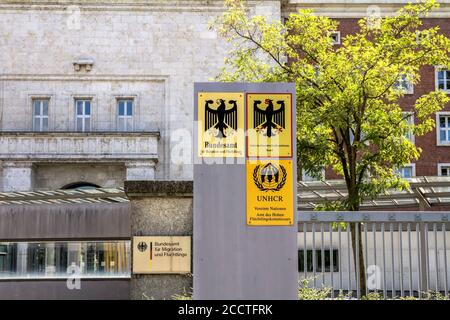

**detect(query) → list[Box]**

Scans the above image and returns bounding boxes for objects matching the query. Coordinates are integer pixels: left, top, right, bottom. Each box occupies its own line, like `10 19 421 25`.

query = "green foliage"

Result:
422 291 450 300
298 278 331 300
361 292 384 300
142 288 193 300
213 0 450 210
334 290 355 300
297 278 450 300
143 279 449 300
171 288 193 300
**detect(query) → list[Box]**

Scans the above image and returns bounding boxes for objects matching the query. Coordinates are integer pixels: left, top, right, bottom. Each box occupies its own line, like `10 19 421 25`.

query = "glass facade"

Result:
0 241 130 279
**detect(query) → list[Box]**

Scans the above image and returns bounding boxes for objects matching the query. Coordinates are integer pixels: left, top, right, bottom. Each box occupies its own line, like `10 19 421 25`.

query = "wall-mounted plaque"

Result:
133 236 191 274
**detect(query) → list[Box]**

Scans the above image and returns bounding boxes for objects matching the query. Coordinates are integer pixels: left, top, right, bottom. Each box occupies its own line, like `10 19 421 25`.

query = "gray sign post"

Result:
193 83 298 299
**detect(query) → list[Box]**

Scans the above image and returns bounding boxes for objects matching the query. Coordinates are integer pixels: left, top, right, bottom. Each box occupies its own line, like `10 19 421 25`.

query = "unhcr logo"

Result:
252 162 287 192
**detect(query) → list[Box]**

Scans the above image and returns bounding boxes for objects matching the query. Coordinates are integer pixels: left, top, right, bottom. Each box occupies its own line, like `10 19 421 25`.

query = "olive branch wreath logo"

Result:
252 164 287 192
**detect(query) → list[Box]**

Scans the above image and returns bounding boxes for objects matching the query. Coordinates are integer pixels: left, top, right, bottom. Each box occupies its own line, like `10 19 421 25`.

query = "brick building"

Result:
284 1 450 181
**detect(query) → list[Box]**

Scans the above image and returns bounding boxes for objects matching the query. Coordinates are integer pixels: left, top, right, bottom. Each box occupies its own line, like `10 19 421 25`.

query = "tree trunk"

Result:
347 191 367 297
349 222 367 297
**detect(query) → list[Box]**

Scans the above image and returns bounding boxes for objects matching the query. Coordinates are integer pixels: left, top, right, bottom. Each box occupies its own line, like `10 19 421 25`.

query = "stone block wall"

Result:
0 0 283 186
125 180 193 300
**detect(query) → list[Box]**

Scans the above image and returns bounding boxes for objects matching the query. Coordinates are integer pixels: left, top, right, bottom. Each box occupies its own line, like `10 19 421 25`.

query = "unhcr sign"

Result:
193 83 298 299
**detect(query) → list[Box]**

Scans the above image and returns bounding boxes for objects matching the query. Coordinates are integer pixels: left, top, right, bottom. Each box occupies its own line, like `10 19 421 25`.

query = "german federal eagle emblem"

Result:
253 163 287 192
137 242 148 252
204 99 238 138
253 99 285 137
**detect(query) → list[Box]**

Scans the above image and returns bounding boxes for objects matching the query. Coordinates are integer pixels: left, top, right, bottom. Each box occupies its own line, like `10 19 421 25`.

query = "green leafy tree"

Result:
213 0 450 294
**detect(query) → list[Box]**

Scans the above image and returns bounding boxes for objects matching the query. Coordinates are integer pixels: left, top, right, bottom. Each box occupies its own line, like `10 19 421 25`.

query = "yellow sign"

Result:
246 93 293 158
246 159 294 226
198 92 245 158
133 236 191 274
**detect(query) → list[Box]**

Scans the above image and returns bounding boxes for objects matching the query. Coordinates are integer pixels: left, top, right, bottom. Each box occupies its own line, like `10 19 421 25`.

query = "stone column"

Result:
125 161 156 181
1 161 35 191
124 181 193 300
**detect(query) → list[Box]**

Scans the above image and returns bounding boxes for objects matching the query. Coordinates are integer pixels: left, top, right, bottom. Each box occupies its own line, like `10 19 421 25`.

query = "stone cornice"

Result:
0 131 161 137
2 0 450 17
0 0 273 12
0 74 168 82
284 0 450 18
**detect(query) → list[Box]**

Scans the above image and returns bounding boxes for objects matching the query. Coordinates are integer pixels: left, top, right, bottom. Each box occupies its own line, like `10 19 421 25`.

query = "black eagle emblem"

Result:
204 99 238 138
253 99 285 137
137 242 147 252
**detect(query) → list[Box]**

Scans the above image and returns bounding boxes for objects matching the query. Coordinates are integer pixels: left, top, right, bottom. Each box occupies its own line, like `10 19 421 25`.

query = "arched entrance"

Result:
61 182 101 190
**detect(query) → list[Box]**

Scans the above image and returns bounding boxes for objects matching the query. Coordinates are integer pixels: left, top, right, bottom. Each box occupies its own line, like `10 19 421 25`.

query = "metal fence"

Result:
298 211 450 299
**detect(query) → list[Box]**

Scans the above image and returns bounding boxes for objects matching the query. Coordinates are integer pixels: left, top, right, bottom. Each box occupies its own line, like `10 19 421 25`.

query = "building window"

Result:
299 249 339 272
394 75 414 94
403 112 414 143
32 99 49 132
117 99 134 131
437 113 450 145
416 30 430 44
0 241 130 279
396 164 415 178
302 169 325 182
330 31 341 45
438 164 450 176
436 69 450 92
75 99 91 132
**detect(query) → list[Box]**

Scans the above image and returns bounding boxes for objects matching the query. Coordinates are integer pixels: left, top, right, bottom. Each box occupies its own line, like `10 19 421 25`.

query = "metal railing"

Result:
298 211 450 298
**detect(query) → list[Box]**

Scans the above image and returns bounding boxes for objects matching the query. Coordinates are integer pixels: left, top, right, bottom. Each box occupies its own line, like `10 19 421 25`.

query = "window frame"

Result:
436 112 450 146
416 30 431 44
438 163 450 177
74 98 93 132
116 98 135 132
435 66 450 93
330 31 341 45
403 111 415 145
397 163 416 178
395 74 414 95
32 98 50 132
29 94 53 131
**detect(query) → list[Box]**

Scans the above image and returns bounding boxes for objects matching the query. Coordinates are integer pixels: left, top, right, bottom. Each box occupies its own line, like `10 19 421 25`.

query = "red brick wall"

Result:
323 18 450 179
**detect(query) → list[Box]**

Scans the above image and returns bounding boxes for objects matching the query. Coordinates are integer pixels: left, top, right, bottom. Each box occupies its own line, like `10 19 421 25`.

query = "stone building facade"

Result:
0 0 281 191
1 0 450 191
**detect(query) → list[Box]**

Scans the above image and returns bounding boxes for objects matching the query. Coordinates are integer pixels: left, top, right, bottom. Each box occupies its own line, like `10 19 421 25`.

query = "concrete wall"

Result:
34 163 125 190
0 202 130 241
125 180 193 300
